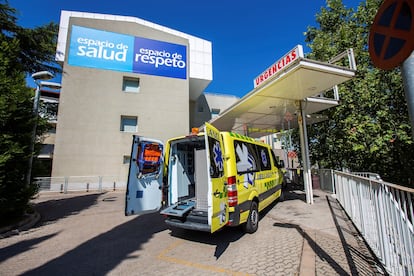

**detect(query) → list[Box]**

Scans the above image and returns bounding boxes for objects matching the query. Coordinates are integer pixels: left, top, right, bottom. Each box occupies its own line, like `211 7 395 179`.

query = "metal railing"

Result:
328 48 357 71
330 170 414 276
318 169 335 193
34 176 127 193
352 172 383 181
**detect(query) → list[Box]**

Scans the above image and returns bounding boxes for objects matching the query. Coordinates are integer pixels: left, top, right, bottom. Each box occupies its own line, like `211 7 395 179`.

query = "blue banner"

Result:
68 25 187 79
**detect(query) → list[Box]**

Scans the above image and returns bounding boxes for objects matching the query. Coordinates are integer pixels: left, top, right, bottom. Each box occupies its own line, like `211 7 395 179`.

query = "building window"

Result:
120 116 138 132
123 155 131 164
122 77 140 93
211 108 220 118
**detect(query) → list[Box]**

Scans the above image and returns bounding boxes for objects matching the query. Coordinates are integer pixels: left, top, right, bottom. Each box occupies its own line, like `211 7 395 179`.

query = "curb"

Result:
299 230 316 276
0 212 41 239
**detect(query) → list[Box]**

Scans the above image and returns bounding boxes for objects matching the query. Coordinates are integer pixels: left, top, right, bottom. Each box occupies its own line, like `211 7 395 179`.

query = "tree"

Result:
0 0 59 220
304 0 414 187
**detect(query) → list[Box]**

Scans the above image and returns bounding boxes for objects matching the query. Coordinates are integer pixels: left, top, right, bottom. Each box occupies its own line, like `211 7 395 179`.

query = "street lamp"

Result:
26 71 61 186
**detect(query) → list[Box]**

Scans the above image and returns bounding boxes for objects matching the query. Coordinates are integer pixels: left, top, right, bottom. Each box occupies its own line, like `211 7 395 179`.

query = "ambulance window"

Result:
257 146 271 171
270 150 280 168
136 142 163 175
208 136 224 178
234 141 259 174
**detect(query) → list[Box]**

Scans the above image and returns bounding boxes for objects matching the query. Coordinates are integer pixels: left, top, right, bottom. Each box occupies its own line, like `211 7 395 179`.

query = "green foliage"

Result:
0 0 59 219
304 0 414 187
0 1 59 74
0 37 35 219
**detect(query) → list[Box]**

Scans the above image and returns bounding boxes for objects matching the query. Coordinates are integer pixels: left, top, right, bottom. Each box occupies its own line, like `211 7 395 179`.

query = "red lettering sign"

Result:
254 45 304 88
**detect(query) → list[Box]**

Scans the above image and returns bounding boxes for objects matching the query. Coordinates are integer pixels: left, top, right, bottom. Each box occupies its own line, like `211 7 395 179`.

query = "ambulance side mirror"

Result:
278 160 285 169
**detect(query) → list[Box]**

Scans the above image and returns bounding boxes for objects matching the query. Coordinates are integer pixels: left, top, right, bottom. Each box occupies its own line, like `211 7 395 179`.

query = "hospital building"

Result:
46 11 239 183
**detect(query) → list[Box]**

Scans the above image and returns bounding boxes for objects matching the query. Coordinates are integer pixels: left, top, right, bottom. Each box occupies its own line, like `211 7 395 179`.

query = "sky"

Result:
9 0 362 98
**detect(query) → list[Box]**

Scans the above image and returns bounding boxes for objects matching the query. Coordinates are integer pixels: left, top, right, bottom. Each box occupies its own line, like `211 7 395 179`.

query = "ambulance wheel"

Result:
279 189 285 202
244 201 259 234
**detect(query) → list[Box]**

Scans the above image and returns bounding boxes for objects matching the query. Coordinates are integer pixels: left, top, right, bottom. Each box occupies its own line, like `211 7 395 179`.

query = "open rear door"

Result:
125 135 164 216
205 123 228 233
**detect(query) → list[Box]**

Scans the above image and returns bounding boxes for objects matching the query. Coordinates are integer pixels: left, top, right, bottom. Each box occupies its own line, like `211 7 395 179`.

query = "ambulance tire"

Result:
279 189 285 202
243 201 259 234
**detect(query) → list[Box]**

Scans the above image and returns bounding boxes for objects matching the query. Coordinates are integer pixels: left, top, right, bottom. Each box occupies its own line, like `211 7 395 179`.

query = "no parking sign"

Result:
369 0 414 137
369 0 414 70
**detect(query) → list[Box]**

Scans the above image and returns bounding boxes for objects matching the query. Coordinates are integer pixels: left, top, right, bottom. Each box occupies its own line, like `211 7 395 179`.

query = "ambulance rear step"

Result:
165 214 209 232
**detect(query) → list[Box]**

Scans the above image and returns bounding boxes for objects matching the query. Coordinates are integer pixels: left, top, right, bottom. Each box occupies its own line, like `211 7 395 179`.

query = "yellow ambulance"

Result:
125 123 284 233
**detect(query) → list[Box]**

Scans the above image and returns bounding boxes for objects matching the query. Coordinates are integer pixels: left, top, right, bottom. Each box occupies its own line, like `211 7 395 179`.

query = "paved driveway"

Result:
0 190 382 275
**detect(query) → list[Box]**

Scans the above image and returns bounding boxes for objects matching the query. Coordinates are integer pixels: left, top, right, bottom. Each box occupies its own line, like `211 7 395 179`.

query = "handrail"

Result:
33 176 126 193
332 170 414 276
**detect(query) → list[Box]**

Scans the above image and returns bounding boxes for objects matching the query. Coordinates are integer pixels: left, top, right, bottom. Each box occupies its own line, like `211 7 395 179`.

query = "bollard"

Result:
60 183 63 193
113 181 116 191
64 177 69 194
98 176 103 192
86 182 89 192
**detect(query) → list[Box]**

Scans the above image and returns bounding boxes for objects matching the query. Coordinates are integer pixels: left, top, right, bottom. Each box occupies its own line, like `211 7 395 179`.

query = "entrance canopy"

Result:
207 46 356 205
209 51 356 137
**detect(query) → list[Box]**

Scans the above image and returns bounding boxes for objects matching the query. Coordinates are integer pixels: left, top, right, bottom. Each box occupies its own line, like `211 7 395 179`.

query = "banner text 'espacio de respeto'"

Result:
68 25 187 79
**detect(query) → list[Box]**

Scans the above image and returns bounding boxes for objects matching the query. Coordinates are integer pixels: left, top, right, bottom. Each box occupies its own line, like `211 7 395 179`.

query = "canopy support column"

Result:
296 100 313 204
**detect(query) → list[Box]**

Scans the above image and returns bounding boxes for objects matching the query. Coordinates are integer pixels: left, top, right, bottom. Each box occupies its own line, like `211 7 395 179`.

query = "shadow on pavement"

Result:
33 193 103 226
325 195 385 275
170 226 244 260
273 221 350 275
169 190 296 260
282 188 320 202
0 233 59 263
273 195 384 275
21 211 168 276
170 198 285 260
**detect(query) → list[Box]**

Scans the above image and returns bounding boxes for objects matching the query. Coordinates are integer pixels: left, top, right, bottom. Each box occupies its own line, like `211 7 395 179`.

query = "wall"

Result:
192 93 239 128
52 17 190 180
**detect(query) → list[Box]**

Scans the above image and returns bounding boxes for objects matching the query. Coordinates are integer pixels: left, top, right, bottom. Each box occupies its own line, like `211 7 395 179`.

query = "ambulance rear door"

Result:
125 135 164 216
205 123 228 233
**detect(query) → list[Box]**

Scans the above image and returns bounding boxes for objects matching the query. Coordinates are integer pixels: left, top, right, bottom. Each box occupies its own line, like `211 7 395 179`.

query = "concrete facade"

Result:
192 93 239 128
52 11 217 181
